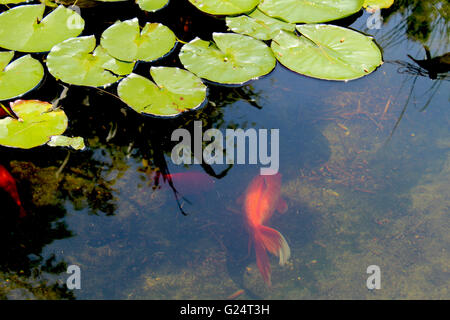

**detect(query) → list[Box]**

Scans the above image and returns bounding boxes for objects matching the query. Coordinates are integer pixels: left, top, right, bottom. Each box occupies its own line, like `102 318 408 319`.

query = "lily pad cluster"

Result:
0 0 387 149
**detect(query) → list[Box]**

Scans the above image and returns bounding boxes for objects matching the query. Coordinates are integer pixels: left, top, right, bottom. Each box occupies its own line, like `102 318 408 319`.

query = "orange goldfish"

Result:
0 164 26 218
243 173 290 286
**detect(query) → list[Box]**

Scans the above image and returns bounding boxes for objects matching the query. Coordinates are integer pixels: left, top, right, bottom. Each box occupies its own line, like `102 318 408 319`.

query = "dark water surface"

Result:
0 0 449 299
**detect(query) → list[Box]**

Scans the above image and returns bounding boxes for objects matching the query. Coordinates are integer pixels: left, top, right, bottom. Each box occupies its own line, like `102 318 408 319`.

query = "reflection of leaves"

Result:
382 0 449 47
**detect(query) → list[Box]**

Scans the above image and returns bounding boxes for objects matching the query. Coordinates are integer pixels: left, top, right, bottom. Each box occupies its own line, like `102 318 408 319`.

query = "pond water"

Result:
0 0 449 299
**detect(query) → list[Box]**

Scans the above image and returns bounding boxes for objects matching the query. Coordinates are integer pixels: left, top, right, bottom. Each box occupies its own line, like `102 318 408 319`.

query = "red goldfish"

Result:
243 173 290 286
0 164 26 218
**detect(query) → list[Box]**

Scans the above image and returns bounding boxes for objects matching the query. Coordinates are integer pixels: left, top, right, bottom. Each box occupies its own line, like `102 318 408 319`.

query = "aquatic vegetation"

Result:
363 0 394 10
226 8 295 41
179 32 276 85
0 0 28 4
0 4 84 52
137 0 169 12
188 0 260 15
100 18 176 62
0 100 69 149
47 135 86 150
258 0 364 24
272 24 383 81
0 0 385 132
0 52 44 101
46 36 135 87
118 67 207 117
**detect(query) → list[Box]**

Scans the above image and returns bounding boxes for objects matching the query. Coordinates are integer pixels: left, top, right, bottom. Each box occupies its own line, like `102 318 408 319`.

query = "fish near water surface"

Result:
0 164 26 218
243 173 290 286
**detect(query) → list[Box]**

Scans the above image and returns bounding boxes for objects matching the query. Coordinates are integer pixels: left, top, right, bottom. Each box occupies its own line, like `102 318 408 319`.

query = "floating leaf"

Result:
179 32 276 85
271 25 383 81
101 18 176 62
0 0 29 4
188 0 260 15
0 4 84 52
226 8 295 40
258 0 364 23
0 100 68 149
0 52 44 101
137 0 169 12
363 0 394 10
47 135 86 150
118 67 207 117
47 36 135 87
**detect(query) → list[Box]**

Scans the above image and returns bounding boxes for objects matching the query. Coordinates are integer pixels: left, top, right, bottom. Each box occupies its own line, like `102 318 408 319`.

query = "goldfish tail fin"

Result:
253 225 291 286
258 225 291 266
253 232 272 286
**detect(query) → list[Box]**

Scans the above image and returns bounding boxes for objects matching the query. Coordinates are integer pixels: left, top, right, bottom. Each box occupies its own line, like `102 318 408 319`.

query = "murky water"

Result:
0 0 449 299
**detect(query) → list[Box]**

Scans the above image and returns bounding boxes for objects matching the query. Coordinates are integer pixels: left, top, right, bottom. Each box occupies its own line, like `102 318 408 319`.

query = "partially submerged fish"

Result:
0 164 26 218
242 173 290 286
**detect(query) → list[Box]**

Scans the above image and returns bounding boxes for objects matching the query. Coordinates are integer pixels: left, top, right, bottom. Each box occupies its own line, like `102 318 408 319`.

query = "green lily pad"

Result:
47 135 86 150
101 18 176 62
137 0 169 12
0 100 68 149
258 0 364 23
363 0 394 9
226 8 295 40
118 67 207 117
188 0 260 15
179 32 276 85
0 52 44 101
47 36 135 87
0 4 84 52
0 0 29 4
271 24 383 81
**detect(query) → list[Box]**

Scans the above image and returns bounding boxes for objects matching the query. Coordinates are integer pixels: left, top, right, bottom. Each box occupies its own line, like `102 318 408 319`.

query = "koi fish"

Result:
243 173 290 286
0 164 26 218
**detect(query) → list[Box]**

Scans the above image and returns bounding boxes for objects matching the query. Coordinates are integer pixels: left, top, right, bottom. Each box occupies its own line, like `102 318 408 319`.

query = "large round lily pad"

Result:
271 24 383 81
179 32 276 85
137 0 169 12
101 18 176 62
0 52 44 101
226 8 295 40
188 0 260 15
0 100 68 149
118 67 207 117
258 0 364 23
0 4 84 52
47 36 135 87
